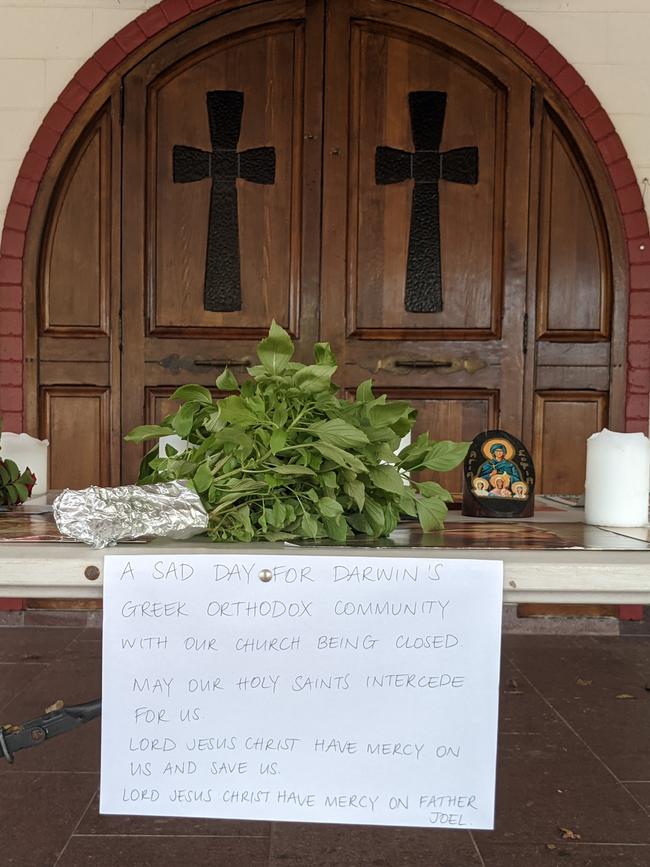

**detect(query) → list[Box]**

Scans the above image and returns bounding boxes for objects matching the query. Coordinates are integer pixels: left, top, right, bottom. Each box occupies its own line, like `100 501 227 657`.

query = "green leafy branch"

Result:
126 322 469 542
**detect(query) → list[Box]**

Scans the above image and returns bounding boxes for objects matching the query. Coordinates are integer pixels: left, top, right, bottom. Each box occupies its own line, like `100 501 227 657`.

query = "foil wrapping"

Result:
53 481 208 548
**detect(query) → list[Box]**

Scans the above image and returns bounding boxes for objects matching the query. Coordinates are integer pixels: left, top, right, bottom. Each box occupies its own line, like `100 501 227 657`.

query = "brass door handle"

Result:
376 356 486 375
160 354 251 373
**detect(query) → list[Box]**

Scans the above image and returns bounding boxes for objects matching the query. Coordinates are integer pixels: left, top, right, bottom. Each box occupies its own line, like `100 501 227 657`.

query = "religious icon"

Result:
463 430 535 518
477 439 522 486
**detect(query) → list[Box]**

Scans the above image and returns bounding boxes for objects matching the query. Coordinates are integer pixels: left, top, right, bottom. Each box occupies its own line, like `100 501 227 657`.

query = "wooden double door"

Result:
35 0 621 494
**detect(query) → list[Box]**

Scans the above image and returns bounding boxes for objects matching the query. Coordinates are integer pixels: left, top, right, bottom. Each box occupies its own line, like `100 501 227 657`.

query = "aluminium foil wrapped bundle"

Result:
53 481 208 548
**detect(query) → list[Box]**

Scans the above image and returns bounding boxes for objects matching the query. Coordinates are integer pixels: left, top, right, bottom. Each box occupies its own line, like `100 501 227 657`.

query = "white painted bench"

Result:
0 505 648 604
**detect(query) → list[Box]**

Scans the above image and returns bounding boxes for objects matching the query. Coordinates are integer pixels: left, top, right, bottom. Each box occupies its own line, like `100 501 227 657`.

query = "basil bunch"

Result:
126 323 469 542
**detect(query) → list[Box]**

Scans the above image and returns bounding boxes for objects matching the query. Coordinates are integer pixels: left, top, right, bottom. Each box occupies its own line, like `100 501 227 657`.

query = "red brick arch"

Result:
0 0 648 433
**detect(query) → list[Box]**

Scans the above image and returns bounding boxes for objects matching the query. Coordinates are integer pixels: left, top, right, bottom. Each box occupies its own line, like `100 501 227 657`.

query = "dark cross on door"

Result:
375 91 479 313
172 90 276 312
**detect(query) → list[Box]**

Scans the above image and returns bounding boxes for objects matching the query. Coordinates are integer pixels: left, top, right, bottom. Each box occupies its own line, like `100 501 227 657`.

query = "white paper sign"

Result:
100 554 503 828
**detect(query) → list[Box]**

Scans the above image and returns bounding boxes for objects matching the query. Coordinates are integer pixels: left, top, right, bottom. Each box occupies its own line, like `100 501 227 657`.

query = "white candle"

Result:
0 432 49 497
584 428 650 527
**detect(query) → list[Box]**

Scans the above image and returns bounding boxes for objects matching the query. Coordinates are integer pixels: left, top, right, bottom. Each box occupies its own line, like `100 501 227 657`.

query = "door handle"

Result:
376 356 486 375
160 354 252 373
193 357 252 368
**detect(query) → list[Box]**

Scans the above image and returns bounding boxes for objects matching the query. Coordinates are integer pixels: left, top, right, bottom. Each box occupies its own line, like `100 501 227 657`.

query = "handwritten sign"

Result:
100 554 503 828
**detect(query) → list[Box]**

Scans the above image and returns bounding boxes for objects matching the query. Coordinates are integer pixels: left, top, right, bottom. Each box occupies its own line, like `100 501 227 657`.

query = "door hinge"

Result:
529 84 536 128
523 313 529 354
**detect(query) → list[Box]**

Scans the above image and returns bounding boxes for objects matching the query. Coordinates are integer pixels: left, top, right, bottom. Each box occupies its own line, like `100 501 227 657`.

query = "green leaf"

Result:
376 442 398 463
273 403 289 428
203 411 224 433
256 320 294 374
385 505 401 535
18 468 35 486
365 426 397 444
368 400 414 429
217 396 260 428
12 482 28 502
270 499 286 528
265 463 315 476
4 459 20 483
0 463 10 486
210 427 253 450
399 433 435 470
416 480 454 502
172 401 199 437
246 364 269 380
416 495 448 532
363 497 386 536
420 440 470 472
244 394 265 415
398 488 418 517
237 504 253 534
344 477 365 511
346 513 372 534
369 465 405 495
301 513 320 539
136 445 159 484
323 514 348 542
293 364 337 393
263 529 299 542
312 442 366 474
192 461 213 494
355 379 374 403
215 368 239 391
270 429 287 454
171 384 213 405
313 342 337 366
309 418 369 448
317 496 344 518
124 424 174 443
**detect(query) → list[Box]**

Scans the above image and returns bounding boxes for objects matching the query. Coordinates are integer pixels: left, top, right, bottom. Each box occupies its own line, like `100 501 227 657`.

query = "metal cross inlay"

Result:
172 90 276 312
375 91 479 313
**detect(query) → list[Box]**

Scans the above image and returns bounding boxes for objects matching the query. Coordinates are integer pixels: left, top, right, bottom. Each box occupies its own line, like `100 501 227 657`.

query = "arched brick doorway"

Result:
0 0 647 452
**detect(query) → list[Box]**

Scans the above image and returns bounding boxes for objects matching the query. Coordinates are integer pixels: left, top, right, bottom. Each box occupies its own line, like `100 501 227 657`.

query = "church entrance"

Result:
31 0 625 495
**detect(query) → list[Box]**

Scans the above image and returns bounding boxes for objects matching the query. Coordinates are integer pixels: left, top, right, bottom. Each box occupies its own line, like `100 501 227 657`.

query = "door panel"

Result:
149 24 303 337
321 0 531 453
35 97 121 487
41 111 111 337
350 23 503 339
121 0 323 481
534 391 608 494
40 386 111 489
531 106 615 492
537 108 611 341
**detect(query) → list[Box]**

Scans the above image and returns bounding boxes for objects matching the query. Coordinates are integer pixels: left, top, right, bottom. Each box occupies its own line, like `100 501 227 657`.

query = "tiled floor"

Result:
0 628 648 866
